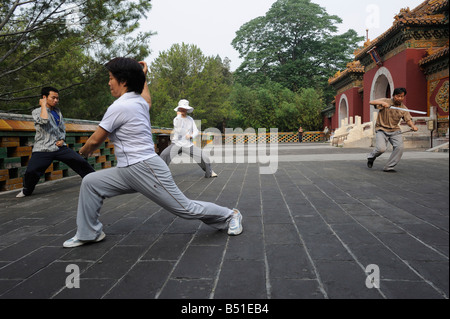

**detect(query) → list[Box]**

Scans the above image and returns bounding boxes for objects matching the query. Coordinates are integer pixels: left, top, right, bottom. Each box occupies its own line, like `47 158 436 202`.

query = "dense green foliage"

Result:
0 0 153 119
148 43 233 130
1 0 362 131
231 0 362 103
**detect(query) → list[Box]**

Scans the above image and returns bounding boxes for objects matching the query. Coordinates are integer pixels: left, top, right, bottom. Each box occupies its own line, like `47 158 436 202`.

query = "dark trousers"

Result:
298 133 303 143
22 146 95 195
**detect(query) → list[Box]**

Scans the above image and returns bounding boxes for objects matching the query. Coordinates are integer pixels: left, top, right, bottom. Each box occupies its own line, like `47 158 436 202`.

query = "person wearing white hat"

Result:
160 99 217 178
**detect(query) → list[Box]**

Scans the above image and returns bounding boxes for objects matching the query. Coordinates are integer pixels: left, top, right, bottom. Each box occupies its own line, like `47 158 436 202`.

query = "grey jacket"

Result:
31 107 66 152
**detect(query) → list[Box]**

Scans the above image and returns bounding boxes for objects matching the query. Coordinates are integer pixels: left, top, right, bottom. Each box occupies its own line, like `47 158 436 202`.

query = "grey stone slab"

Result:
81 245 148 280
105 217 148 235
266 244 315 279
0 279 20 296
193 224 231 246
213 259 267 299
54 278 117 299
352 215 405 234
117 233 159 246
171 245 224 279
400 223 450 248
344 242 423 281
158 278 213 299
293 214 334 236
0 225 48 246
0 246 68 280
380 280 446 299
0 234 61 262
224 217 264 261
263 224 301 245
37 217 77 235
261 205 292 224
377 233 447 262
270 279 325 299
314 207 355 224
141 233 192 261
315 260 384 299
406 260 449 297
302 233 353 261
225 233 265 261
1 261 91 299
164 217 201 234
331 223 380 245
132 211 176 235
104 260 174 299
339 203 378 216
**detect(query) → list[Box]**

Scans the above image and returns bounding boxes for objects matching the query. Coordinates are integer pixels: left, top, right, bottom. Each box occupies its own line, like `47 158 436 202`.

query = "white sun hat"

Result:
174 99 194 113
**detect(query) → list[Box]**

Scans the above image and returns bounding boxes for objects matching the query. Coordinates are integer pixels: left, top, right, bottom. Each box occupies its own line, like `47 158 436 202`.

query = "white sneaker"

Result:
211 171 218 178
63 232 106 248
16 190 26 198
228 209 243 236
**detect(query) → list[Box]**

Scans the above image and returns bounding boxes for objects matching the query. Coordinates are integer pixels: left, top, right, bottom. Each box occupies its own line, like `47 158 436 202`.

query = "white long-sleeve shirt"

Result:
171 114 199 148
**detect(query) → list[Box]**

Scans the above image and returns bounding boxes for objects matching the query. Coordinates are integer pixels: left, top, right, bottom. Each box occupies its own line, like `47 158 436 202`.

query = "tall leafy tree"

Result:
148 43 233 130
0 0 153 118
232 0 363 102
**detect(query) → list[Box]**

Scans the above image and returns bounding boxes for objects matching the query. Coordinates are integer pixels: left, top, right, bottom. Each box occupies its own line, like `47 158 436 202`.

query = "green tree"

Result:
231 0 363 102
148 43 233 130
296 87 324 131
0 0 153 118
228 81 324 131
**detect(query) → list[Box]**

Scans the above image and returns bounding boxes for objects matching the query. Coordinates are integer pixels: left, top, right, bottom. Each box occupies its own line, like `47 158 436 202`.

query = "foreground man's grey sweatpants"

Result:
75 155 233 240
368 130 404 170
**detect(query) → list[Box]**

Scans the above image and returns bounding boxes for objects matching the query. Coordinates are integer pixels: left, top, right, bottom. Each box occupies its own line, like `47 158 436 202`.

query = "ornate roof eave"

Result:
328 71 364 88
328 61 364 87
419 45 449 66
321 104 336 117
354 0 449 60
321 104 335 114
419 44 449 75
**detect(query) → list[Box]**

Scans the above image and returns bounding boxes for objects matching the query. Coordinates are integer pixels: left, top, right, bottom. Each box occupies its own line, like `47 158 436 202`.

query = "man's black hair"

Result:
393 87 407 96
41 86 59 97
105 57 146 94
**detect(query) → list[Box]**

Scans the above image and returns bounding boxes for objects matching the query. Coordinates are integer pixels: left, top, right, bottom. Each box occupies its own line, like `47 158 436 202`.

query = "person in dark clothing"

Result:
16 87 95 197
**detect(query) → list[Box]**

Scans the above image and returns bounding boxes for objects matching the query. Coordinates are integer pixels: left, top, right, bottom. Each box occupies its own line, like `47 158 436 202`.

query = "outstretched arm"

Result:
369 99 390 109
79 126 109 158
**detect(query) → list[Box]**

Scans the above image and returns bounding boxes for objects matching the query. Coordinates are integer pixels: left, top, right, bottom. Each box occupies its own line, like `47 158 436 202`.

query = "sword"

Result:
389 106 427 114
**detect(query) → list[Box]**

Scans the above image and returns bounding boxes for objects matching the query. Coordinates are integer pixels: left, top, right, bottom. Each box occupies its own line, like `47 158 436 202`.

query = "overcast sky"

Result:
140 0 425 71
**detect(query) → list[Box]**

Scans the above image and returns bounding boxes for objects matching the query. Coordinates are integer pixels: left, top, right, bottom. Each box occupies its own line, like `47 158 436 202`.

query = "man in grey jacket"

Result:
16 87 95 197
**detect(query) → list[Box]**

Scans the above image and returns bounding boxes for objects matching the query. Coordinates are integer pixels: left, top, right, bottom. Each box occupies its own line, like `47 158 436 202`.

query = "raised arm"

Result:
139 61 152 109
39 96 49 119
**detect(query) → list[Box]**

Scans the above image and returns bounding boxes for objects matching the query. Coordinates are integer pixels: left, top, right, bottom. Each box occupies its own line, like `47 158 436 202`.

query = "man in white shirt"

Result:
160 99 217 178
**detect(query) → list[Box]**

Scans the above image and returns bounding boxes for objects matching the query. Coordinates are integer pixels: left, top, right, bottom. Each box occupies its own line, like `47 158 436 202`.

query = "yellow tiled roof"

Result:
328 61 364 85
419 44 449 65
354 0 448 59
